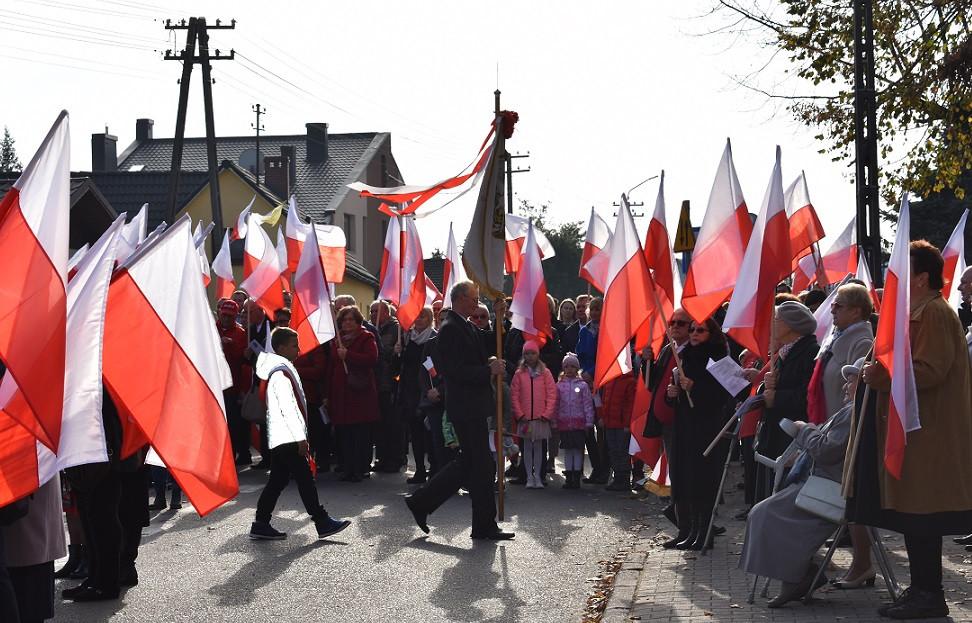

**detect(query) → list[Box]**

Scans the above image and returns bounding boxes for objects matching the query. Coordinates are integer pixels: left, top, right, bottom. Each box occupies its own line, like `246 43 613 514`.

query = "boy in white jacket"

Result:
249 328 351 540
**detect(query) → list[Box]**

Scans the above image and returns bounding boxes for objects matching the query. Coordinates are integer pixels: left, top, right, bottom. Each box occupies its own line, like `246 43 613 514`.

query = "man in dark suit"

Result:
405 281 514 540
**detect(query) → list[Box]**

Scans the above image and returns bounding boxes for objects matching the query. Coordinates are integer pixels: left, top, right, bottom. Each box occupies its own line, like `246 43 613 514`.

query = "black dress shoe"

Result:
61 581 91 600
955 534 972 545
66 586 120 602
251 459 271 471
404 494 430 534
119 569 138 587
884 587 948 619
406 472 427 484
508 477 528 485
712 525 726 536
471 530 515 540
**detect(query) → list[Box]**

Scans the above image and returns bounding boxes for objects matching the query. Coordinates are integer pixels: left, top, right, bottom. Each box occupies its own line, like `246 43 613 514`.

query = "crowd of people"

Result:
3 238 972 622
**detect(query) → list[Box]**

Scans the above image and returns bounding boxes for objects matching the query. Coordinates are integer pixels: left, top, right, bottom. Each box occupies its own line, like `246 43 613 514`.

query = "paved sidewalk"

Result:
603 466 972 622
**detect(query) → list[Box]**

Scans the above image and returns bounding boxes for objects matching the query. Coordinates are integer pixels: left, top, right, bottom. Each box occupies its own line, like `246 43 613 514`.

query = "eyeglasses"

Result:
471 314 489 320
689 326 709 334
669 319 690 327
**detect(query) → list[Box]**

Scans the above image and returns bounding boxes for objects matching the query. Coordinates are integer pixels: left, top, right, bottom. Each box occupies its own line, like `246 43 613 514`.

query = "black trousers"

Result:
0 532 20 623
904 533 943 592
337 424 371 478
77 467 148 592
408 415 497 534
224 390 249 461
256 442 326 524
375 391 404 467
740 436 757 507
585 423 609 476
306 402 331 467
405 404 430 474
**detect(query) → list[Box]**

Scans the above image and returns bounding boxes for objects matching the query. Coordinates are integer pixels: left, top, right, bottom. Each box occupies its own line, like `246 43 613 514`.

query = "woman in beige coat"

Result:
847 240 972 620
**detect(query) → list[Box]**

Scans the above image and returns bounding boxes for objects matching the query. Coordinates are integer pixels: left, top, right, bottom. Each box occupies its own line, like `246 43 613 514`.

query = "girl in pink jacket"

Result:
511 340 558 489
554 353 595 489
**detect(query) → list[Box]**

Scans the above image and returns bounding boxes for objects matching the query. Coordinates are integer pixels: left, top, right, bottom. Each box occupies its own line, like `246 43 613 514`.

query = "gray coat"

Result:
2 475 66 567
819 321 872 417
739 404 853 584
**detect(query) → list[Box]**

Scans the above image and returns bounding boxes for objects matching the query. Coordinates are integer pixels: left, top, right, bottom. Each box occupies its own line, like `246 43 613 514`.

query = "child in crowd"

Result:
511 340 558 489
554 353 594 489
600 369 637 491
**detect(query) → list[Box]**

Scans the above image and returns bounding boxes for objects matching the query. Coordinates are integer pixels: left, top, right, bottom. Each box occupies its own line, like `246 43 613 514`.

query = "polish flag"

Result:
232 196 256 241
193 221 214 248
505 213 555 274
378 216 403 304
284 198 348 284
580 207 613 291
510 221 553 346
102 216 238 516
856 251 881 313
211 230 236 300
276 228 291 291
642 171 683 355
67 243 89 282
284 195 310 274
794 216 858 291
723 147 793 360
115 203 148 265
239 219 285 316
0 111 70 452
593 195 657 389
874 194 919 479
441 222 467 308
0 215 124 505
784 171 825 267
192 222 212 287
425 274 443 304
290 224 336 355
396 218 429 331
682 139 753 324
942 209 969 307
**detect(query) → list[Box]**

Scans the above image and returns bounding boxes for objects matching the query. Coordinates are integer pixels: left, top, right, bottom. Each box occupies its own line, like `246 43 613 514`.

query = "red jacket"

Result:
295 344 328 406
218 321 248 394
599 372 636 429
326 329 380 425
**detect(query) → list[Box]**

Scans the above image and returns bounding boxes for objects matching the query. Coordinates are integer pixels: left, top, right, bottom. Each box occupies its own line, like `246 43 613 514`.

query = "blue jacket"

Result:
576 322 598 378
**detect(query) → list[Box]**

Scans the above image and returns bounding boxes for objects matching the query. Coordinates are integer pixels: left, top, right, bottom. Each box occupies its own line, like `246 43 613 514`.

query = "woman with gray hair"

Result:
755 301 820 502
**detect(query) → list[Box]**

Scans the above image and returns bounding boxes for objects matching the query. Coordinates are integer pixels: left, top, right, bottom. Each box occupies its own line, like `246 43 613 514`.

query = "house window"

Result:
343 213 356 253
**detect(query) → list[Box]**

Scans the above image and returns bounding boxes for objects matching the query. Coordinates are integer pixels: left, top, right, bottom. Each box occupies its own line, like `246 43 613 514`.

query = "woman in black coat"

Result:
665 317 732 550
754 301 819 502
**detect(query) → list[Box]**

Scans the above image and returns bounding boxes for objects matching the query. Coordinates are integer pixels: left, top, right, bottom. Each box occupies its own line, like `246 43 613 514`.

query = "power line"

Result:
0 21 158 51
0 10 168 46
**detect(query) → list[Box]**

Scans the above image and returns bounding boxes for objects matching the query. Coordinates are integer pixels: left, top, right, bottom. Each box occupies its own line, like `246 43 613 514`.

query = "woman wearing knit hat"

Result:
510 340 558 488
754 301 819 503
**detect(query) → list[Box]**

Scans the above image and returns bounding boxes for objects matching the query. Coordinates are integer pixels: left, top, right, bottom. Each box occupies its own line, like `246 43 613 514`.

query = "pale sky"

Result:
1 0 865 254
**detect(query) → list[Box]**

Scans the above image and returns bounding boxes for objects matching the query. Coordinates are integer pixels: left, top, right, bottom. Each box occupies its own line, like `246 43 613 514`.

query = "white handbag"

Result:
794 475 846 524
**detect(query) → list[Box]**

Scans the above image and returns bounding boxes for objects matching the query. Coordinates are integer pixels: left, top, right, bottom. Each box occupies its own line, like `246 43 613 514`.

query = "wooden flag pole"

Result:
493 88 507 522
647 286 693 407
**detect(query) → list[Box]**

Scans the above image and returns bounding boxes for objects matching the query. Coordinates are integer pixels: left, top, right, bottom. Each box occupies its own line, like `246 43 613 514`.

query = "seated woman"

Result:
738 356 864 608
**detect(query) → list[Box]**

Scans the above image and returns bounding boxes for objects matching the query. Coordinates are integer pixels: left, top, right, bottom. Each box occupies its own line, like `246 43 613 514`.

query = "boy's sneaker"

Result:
315 517 351 540
249 521 287 540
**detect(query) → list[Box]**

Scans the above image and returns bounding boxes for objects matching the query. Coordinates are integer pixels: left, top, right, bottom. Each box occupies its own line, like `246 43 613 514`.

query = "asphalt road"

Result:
51 463 644 623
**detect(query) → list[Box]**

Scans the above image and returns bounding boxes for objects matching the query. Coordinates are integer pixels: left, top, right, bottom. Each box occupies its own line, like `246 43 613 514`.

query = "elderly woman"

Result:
847 240 972 620
327 305 380 483
755 301 820 502
739 357 864 608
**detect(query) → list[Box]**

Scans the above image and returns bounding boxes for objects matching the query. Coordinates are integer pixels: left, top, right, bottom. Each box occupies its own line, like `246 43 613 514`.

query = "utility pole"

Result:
164 17 236 257
251 104 266 185
852 0 882 285
506 151 531 214
613 198 645 218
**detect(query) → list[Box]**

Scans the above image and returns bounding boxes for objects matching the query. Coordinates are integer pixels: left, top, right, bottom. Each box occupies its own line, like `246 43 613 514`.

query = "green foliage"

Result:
0 127 21 174
713 1 972 206
517 200 589 301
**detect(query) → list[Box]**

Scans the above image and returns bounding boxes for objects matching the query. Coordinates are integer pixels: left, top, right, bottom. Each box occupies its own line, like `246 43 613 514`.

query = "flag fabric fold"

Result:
794 216 857 292
239 217 285 316
784 171 825 268
723 147 792 360
942 209 969 307
441 222 467 308
397 218 429 331
462 128 506 299
0 110 70 452
504 213 555 274
291 224 336 354
874 194 920 479
580 207 613 291
212 230 235 300
642 171 682 356
509 221 553 346
681 139 753 324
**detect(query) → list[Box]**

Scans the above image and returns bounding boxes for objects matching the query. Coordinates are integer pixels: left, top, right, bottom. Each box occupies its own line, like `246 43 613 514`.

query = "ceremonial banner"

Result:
462 128 506 299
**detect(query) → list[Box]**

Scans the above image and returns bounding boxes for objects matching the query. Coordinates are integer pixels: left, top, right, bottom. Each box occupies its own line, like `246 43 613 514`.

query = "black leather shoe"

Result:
954 533 972 545
406 472 427 485
403 494 430 534
662 529 690 549
119 569 138 587
674 522 698 550
61 581 90 600
66 586 120 602
712 525 726 536
471 530 515 541
884 588 949 619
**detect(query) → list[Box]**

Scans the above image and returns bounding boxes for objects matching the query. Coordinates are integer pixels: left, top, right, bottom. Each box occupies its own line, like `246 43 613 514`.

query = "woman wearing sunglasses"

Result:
664 317 733 550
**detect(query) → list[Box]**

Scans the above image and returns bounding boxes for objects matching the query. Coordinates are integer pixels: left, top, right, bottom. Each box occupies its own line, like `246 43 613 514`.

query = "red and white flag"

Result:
942 209 969 307
425 274 443 304
0 111 70 452
290 224 336 354
874 194 919 479
212 230 236 300
398 218 429 331
784 171 825 268
115 203 148 265
102 216 238 515
0 214 124 505
593 195 657 389
379 216 404 304
505 213 555 274
284 196 309 275
855 251 881 313
642 171 682 355
682 139 753 324
286 198 348 284
793 216 857 292
67 243 89 282
239 217 285 316
232 196 256 241
510 221 553 346
192 222 212 287
441 222 467 308
276 228 291 294
723 147 793 360
580 207 613 291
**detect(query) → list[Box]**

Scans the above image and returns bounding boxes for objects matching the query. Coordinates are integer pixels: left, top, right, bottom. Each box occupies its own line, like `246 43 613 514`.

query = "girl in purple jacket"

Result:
554 353 595 489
